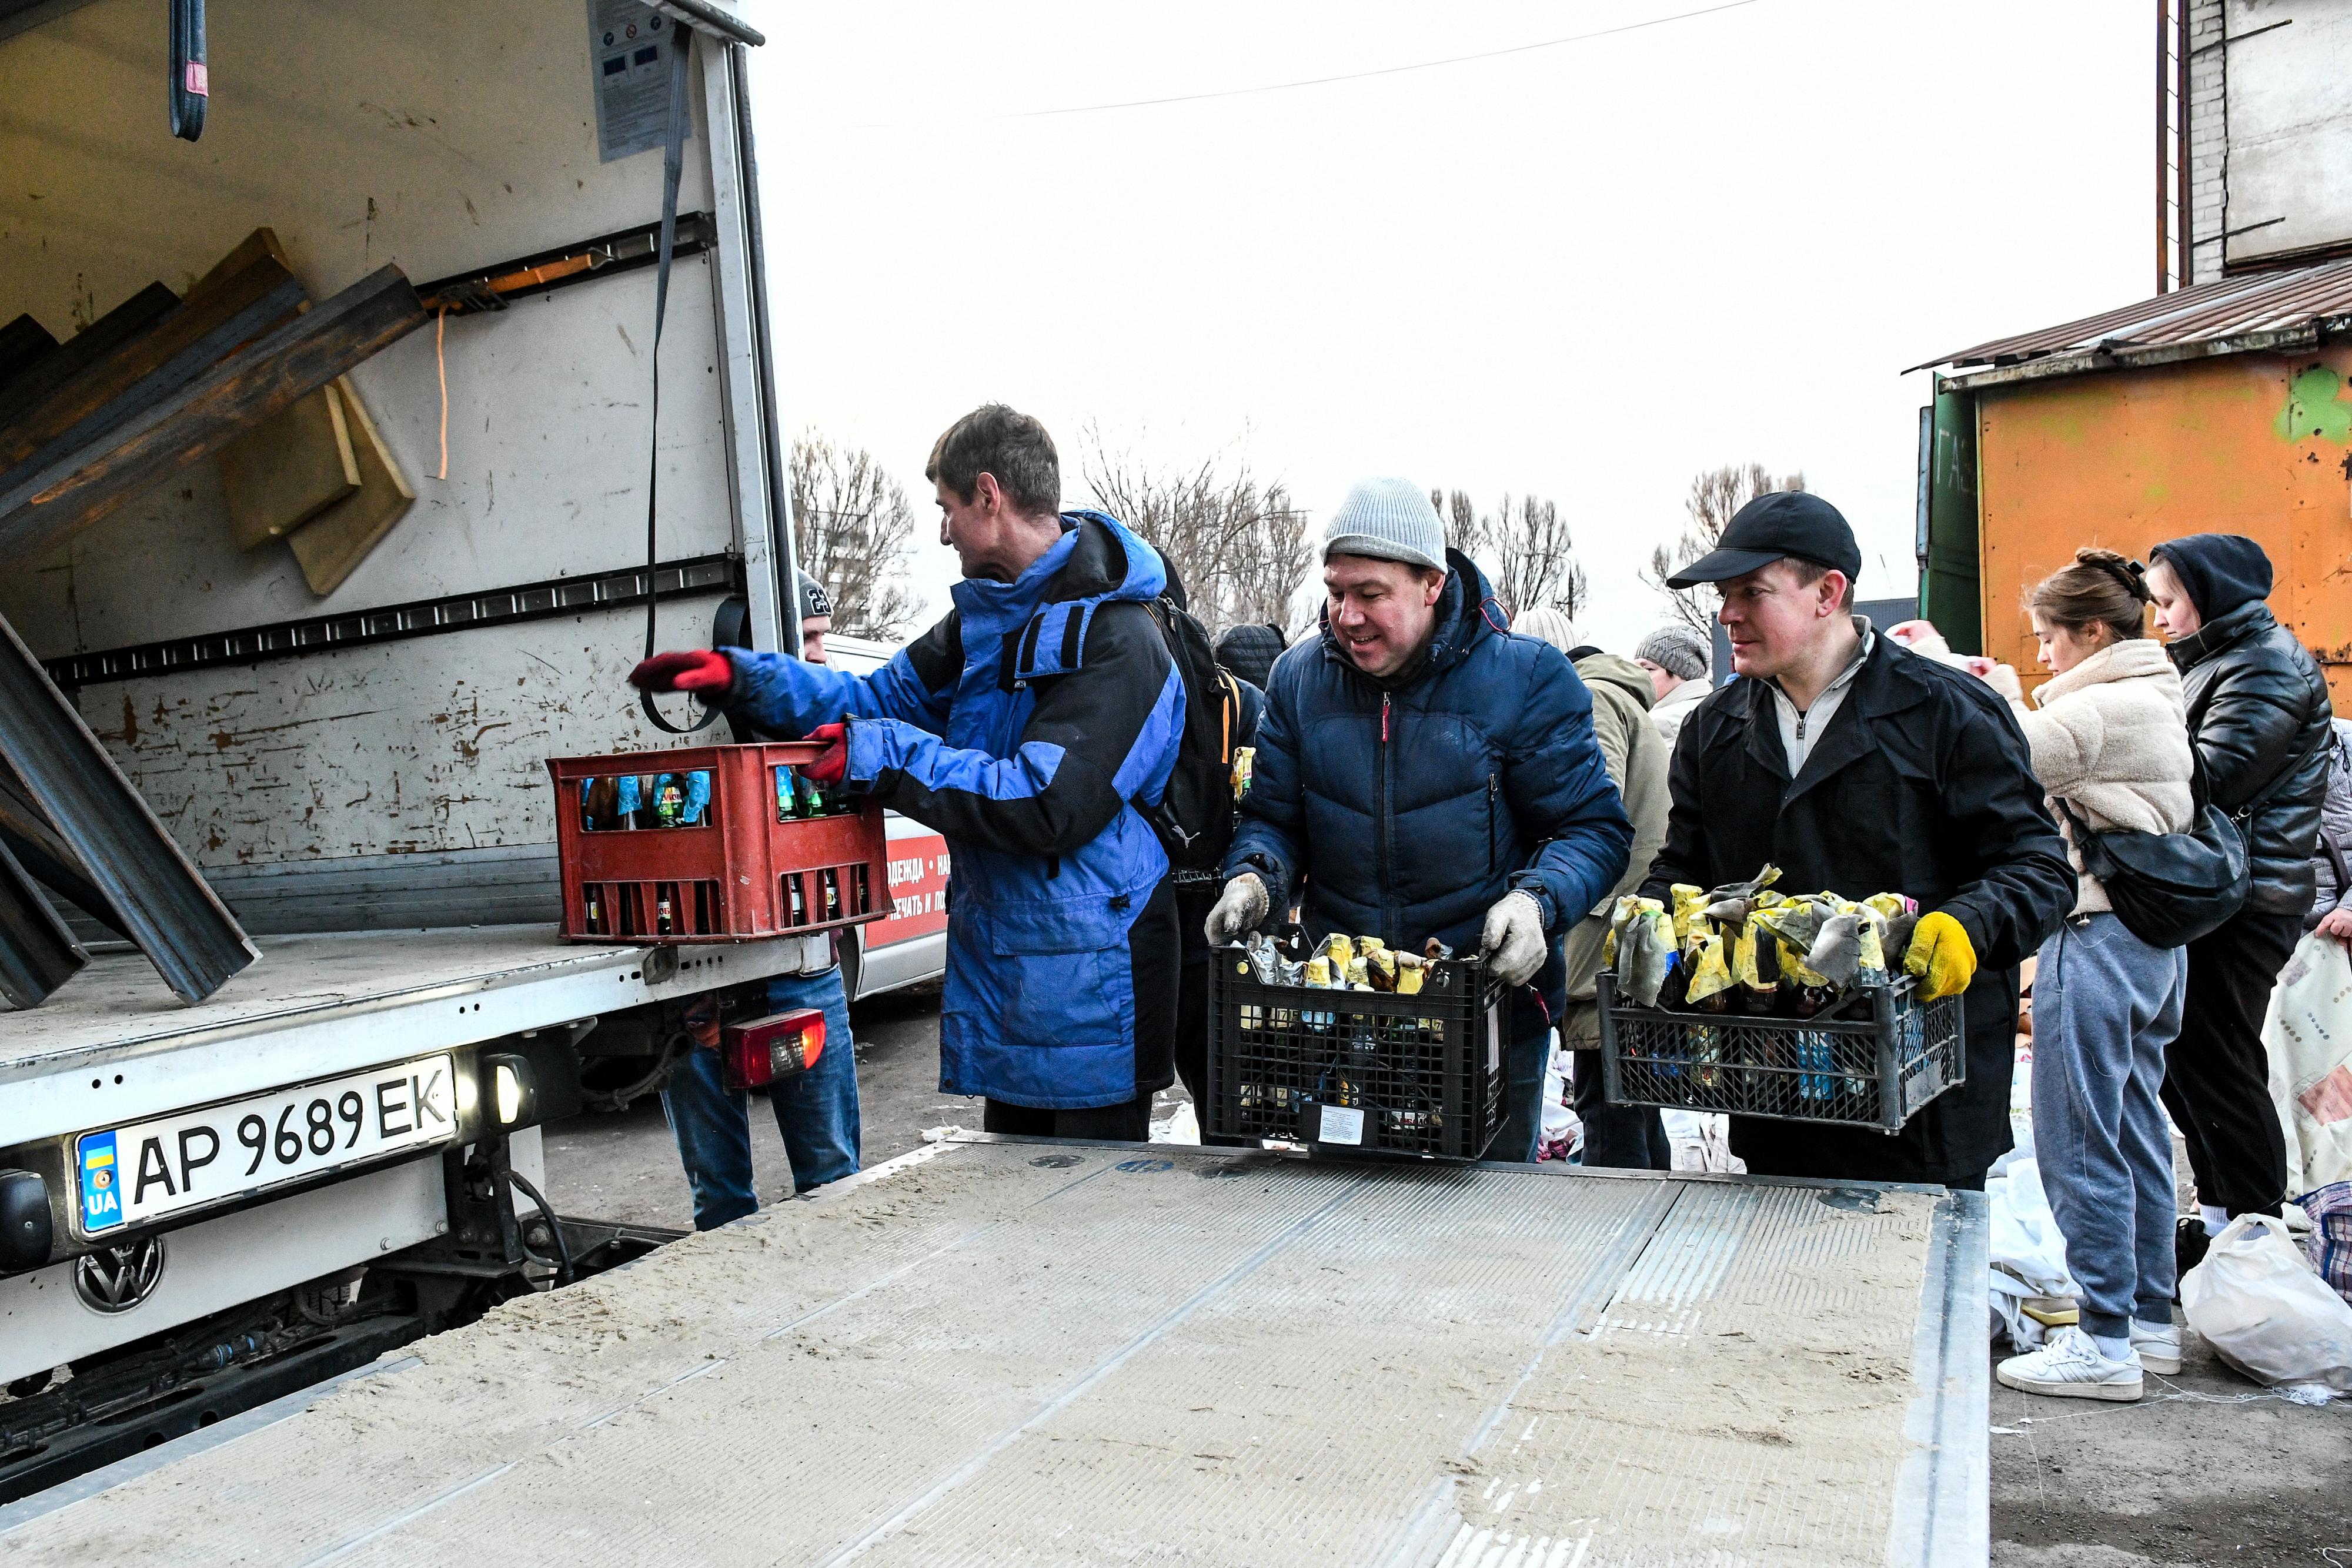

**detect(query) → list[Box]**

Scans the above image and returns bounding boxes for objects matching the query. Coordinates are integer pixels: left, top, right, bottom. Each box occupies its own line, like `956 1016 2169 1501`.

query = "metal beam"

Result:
0 613 255 1003
0 834 86 1008
0 751 126 935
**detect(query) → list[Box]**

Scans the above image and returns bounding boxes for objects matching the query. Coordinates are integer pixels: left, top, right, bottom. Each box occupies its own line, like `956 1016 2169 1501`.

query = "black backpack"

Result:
1140 594 1247 873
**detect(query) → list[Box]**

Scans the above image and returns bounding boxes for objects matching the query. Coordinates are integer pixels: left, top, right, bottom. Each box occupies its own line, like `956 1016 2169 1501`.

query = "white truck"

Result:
0 0 906 1499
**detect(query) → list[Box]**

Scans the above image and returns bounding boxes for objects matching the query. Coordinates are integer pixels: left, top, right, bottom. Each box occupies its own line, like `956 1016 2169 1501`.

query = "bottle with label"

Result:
584 885 603 934
800 769 828 820
821 867 841 920
788 875 806 925
775 765 796 823
654 777 684 828
655 888 675 936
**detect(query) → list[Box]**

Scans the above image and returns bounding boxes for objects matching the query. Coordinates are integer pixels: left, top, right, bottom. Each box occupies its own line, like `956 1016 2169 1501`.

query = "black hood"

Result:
1213 624 1286 690
2152 532 2272 622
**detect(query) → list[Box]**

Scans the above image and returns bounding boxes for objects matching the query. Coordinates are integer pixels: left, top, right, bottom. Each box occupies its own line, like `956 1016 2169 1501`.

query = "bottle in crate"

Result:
775 765 797 823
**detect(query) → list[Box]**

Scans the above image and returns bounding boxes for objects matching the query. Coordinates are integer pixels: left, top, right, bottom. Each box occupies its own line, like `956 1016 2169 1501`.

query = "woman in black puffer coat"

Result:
2146 534 2334 1273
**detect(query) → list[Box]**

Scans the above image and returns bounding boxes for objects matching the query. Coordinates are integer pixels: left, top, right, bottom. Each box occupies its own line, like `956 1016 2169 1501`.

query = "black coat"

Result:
2169 601 2334 917
1640 635 2077 1185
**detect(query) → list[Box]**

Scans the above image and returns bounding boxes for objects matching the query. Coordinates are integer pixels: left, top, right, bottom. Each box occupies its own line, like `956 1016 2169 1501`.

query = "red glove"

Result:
803 722 849 786
629 649 733 696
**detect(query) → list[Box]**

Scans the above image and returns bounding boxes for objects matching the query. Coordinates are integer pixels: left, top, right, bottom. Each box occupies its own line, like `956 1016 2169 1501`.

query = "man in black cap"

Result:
1637 492 2076 1188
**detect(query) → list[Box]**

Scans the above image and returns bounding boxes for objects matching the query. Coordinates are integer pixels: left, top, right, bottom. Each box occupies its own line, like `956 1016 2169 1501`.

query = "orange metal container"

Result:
1969 346 2352 710
545 743 888 944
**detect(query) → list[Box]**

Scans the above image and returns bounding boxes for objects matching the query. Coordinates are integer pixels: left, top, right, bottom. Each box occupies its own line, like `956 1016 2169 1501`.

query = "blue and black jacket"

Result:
1225 549 1632 1025
719 511 1186 1109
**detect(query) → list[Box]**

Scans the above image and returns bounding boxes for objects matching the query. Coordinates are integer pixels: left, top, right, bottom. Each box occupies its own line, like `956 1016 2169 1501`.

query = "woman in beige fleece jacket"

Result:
1978 550 2196 1402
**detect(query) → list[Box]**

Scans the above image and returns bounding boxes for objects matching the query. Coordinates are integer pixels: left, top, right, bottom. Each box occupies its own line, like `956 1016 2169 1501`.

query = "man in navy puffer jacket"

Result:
633 406 1187 1141
1206 479 1632 1161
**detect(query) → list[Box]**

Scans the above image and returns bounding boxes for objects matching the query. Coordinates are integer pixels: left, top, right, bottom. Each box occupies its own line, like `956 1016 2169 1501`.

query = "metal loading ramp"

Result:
0 1136 1989 1567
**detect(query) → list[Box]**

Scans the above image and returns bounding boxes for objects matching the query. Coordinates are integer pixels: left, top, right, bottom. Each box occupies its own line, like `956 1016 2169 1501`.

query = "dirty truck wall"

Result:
0 0 746 870
1975 346 2352 711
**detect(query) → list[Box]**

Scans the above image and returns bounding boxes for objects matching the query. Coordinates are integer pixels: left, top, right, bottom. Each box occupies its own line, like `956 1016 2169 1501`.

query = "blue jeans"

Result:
2033 914 2187 1336
662 967 860 1229
1492 1013 1555 1164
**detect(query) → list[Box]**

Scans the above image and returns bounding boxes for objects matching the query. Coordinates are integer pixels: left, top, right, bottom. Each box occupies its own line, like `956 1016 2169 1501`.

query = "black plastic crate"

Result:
1204 945 1509 1159
1595 969 1965 1133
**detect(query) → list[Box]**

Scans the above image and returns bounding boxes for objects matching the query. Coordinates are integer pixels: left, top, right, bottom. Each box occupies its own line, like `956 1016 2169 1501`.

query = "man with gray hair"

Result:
1634 624 1711 747
1203 477 1632 1161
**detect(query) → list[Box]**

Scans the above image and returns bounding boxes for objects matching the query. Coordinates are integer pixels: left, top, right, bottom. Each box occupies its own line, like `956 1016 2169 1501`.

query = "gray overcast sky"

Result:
744 0 2150 651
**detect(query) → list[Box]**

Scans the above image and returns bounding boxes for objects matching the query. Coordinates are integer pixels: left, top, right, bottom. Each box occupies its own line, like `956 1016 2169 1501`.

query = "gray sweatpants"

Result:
2033 912 2187 1338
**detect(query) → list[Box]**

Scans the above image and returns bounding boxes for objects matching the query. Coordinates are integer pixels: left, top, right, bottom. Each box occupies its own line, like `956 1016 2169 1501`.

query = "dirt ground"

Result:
539 980 2352 1566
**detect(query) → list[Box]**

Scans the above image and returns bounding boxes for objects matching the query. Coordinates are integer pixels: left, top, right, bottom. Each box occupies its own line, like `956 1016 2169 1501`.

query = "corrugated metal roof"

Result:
1917 255 2352 389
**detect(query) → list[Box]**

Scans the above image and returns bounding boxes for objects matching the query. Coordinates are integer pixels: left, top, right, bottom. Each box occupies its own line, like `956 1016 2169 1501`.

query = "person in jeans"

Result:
663 969 860 1228
1976 550 2193 1400
2146 535 2334 1274
1513 607 1672 1170
662 570 861 1228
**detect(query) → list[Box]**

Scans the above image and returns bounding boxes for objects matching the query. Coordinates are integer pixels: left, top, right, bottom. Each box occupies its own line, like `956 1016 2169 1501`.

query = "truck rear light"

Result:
720 1008 826 1092
484 1053 539 1127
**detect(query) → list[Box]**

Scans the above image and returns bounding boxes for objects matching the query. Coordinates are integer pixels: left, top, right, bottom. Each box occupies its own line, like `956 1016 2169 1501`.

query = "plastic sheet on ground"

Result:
1661 1108 1744 1173
1986 1141 2078 1348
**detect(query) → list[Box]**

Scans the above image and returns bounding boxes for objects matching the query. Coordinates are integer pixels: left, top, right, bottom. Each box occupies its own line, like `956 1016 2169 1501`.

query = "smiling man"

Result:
1639 491 2074 1188
1205 477 1632 1162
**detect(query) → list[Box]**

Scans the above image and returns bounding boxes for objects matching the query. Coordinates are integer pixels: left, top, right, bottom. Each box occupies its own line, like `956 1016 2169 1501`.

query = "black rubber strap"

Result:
639 24 723 736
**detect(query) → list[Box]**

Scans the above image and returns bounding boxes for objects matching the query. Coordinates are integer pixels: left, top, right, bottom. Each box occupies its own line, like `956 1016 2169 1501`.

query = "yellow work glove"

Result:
1902 910 1977 1001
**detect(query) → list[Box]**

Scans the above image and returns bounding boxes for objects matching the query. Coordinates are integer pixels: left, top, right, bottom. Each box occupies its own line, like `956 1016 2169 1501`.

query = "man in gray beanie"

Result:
1633 624 1710 747
1204 477 1632 1162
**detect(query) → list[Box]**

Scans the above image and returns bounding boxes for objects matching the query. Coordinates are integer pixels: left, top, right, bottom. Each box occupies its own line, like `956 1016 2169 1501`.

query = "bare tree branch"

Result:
1426 489 1586 621
1083 430 1312 636
1640 463 1807 631
790 432 924 640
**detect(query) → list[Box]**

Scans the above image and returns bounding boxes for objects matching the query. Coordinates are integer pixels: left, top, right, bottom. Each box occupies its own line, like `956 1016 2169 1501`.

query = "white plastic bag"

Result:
2179 1212 2352 1396
2261 932 2352 1198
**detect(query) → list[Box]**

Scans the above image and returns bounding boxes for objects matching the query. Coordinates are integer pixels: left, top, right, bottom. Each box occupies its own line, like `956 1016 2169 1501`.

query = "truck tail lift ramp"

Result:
0 1136 1987 1566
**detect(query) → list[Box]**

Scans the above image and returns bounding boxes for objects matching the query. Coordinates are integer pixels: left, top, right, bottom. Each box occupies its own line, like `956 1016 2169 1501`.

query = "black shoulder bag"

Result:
2055 730 2318 950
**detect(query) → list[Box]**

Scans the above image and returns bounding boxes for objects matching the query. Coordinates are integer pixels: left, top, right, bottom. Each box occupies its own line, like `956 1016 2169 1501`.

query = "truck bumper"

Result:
0 1129 540 1385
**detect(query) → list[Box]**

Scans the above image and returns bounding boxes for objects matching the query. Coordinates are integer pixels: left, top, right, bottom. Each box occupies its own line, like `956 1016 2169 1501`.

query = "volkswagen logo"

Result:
74 1236 166 1314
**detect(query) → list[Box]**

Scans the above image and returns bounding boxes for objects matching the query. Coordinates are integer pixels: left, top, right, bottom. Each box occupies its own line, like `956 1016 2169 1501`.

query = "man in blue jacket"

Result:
632 405 1187 1140
1205 478 1633 1161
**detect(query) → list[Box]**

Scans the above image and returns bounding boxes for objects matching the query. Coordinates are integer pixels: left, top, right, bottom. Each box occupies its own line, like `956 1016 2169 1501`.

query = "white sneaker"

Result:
2130 1320 2181 1375
1996 1326 2143 1401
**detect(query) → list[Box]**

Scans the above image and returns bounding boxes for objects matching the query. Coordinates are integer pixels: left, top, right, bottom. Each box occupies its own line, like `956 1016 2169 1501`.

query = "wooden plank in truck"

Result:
0 266 426 561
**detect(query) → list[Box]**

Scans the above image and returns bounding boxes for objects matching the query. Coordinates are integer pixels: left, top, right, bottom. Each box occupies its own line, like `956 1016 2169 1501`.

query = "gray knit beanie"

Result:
1634 624 1708 681
1322 477 1447 572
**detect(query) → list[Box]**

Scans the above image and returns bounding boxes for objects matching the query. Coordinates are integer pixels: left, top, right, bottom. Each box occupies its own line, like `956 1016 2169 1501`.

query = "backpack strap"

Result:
1010 601 1100 684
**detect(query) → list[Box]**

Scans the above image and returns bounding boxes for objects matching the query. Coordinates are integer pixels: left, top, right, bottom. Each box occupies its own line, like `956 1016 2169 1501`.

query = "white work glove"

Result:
1479 890 1549 987
1203 873 1269 946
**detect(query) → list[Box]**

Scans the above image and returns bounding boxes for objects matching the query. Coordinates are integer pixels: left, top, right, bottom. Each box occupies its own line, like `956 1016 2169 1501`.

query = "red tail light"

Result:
719 1008 826 1091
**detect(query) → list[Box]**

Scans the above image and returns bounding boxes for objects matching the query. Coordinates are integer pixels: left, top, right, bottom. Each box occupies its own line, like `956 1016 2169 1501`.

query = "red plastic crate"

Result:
546 743 889 944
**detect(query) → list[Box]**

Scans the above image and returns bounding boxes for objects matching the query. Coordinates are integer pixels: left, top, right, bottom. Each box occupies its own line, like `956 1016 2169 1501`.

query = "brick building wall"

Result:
2187 0 2227 284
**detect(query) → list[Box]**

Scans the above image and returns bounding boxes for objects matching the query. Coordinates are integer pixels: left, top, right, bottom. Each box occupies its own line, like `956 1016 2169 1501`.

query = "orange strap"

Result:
485 253 597 295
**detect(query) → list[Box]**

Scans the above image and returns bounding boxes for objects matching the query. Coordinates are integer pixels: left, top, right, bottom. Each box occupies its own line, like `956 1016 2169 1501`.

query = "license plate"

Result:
75 1054 457 1237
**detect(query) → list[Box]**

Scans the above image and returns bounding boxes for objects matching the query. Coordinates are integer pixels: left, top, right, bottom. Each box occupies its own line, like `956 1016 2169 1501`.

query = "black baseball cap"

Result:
1665 491 1862 589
